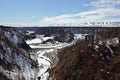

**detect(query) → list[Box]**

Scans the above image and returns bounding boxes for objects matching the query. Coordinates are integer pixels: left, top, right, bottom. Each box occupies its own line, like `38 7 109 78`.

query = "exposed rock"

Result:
49 39 120 80
0 26 38 80
54 29 74 43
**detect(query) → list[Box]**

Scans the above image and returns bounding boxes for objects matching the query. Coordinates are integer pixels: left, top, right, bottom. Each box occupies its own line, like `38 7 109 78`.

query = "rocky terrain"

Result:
0 26 120 80
0 26 38 80
49 28 120 80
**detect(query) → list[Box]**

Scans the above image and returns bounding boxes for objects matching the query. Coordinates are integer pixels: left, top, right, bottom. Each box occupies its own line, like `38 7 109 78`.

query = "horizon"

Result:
0 0 120 27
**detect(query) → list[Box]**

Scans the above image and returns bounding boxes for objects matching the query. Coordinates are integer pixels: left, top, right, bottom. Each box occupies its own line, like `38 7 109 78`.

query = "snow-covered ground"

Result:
26 34 86 80
74 34 87 40
26 35 54 45
26 38 43 44
36 49 55 80
26 34 86 49
29 42 70 80
0 28 38 80
36 35 54 41
26 34 119 80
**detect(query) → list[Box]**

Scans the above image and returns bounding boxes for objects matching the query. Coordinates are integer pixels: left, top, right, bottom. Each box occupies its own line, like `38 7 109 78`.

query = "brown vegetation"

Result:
0 73 11 80
49 28 120 80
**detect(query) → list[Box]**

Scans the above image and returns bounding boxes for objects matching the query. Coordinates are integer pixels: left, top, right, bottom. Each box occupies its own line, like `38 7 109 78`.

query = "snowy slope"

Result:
0 27 38 80
27 33 86 80
26 35 54 45
26 38 43 44
0 27 87 80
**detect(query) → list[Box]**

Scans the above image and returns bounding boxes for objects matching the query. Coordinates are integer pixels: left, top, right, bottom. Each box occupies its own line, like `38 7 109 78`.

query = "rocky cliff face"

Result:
49 28 120 80
17 27 104 42
0 26 38 80
54 29 74 43
49 40 120 80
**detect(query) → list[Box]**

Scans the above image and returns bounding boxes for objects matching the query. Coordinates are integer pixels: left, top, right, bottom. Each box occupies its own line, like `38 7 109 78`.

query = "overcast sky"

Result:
0 0 120 26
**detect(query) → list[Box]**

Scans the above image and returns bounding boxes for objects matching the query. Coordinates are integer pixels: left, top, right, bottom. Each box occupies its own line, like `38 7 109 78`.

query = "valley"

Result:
0 26 120 80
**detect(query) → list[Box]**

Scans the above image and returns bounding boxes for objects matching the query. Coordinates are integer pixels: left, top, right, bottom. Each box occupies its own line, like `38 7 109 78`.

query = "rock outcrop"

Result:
0 26 38 80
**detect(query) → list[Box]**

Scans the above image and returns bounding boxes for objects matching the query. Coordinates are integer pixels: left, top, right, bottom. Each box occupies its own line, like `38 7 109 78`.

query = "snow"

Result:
1 32 89 80
94 45 99 51
106 38 119 45
0 66 37 80
98 38 119 45
25 34 87 80
98 40 103 45
40 72 49 80
26 34 86 49
74 34 87 40
37 49 54 58
37 58 50 76
36 35 54 41
42 36 54 41
26 35 54 45
26 38 42 44
106 45 114 57
95 45 99 49
27 30 35 34
0 58 37 80
0 31 38 80
29 42 69 49
112 38 119 44
27 35 80 79
37 49 54 62
28 37 79 49
49 21 120 27
0 53 3 60
4 31 21 45
36 49 55 80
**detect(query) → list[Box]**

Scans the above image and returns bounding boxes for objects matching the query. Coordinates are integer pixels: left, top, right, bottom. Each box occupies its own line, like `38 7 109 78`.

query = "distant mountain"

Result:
16 27 119 35
16 27 103 41
16 27 120 43
50 21 120 27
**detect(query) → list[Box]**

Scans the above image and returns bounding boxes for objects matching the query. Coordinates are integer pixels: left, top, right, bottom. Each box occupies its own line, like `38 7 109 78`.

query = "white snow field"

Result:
26 34 86 80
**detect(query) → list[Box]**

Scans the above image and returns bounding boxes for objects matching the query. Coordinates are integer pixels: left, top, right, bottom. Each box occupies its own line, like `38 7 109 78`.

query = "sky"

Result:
0 0 120 26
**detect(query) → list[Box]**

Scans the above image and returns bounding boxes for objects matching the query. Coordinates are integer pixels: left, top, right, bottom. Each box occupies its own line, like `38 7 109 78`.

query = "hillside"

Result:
0 26 38 80
1 26 120 80
49 28 120 80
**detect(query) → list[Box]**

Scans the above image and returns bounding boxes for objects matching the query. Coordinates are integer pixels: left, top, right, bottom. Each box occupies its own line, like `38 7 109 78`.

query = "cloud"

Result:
1 0 120 26
84 0 120 8
36 0 120 26
80 8 120 17
0 22 38 27
38 7 120 26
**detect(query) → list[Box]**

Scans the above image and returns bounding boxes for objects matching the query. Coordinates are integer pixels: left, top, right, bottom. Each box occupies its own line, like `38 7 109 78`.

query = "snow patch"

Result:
74 34 87 40
4 31 21 45
26 38 42 44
